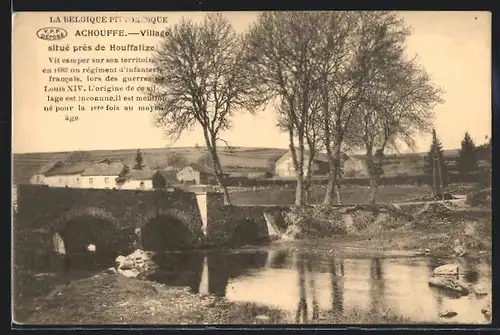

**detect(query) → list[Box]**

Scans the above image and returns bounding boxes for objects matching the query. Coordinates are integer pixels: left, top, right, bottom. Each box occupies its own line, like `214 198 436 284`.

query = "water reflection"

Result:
148 251 269 297
329 257 344 314
295 252 308 323
64 244 491 324
462 257 479 284
369 258 385 314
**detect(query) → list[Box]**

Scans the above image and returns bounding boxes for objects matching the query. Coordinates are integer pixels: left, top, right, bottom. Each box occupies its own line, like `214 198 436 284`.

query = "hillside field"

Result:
12 147 288 185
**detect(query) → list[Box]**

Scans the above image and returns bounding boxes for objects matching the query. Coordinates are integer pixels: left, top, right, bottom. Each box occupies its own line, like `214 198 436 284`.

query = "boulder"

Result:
428 277 469 296
117 268 141 278
114 249 159 279
473 285 489 297
117 258 135 270
481 303 491 320
115 255 127 264
439 310 457 318
128 249 152 261
433 264 459 276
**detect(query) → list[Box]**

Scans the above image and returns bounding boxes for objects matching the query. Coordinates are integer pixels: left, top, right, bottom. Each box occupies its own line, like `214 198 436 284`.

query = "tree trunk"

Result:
323 150 336 206
204 131 232 205
288 125 305 207
304 145 315 205
366 149 378 204
333 149 343 205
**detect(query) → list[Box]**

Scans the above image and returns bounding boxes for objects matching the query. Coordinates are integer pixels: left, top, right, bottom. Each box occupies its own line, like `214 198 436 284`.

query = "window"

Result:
89 178 94 185
104 177 109 184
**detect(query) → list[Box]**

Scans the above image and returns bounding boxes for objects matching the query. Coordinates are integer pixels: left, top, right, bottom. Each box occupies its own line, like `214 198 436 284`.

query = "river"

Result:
141 241 491 324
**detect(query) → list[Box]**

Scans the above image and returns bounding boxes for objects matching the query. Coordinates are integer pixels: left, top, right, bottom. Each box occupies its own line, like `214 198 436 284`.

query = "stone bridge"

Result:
13 185 290 271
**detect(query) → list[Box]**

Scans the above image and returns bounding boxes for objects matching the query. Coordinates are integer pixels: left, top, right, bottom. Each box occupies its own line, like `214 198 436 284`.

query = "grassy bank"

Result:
280 202 491 258
15 271 410 325
230 182 485 206
231 185 433 205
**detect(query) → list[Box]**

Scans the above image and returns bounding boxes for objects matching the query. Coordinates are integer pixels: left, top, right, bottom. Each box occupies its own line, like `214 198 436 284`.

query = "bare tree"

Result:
306 12 362 206
246 12 343 206
351 12 444 203
147 13 266 205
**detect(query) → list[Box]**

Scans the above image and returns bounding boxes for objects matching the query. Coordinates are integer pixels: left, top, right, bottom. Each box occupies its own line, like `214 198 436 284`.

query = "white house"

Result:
80 162 128 189
117 169 155 190
41 161 90 188
29 161 62 185
177 164 209 185
117 169 179 190
274 149 328 178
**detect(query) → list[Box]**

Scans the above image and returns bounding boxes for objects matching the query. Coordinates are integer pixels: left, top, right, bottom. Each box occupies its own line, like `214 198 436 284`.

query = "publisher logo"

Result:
36 27 68 41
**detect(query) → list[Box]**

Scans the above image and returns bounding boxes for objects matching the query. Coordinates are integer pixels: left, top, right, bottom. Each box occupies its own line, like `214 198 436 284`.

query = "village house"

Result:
80 161 128 189
274 149 329 178
116 169 155 190
342 155 369 178
39 161 90 188
177 164 228 185
116 169 178 190
29 161 63 185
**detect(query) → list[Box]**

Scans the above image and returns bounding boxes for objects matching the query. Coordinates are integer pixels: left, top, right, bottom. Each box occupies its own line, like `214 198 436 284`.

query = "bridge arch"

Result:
137 208 203 252
51 207 123 265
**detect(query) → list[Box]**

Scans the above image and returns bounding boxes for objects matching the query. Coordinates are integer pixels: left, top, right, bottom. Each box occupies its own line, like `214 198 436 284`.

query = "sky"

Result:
12 11 491 154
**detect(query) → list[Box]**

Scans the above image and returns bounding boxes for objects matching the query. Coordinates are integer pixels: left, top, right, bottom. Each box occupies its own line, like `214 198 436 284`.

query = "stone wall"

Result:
13 185 290 273
205 192 290 245
14 185 206 271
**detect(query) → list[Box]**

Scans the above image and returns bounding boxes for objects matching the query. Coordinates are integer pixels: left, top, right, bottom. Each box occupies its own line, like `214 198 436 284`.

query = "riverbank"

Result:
15 270 412 325
13 202 491 325
279 200 491 259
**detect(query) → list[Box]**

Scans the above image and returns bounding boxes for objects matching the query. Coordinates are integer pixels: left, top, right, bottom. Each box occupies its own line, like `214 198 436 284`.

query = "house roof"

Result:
37 161 62 175
181 163 214 174
44 161 90 176
125 169 156 180
81 162 126 176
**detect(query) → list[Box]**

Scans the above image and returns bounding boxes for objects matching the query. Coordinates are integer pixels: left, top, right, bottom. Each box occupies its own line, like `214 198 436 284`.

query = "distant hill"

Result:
12 147 288 185
12 146 462 185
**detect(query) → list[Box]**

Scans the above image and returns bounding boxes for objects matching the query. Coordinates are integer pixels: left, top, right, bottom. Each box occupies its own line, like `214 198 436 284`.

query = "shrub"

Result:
351 211 376 231
465 188 491 207
283 206 346 237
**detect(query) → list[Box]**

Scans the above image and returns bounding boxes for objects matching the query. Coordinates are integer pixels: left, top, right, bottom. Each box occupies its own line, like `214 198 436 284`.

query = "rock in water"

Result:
481 304 491 320
473 285 489 296
439 310 457 318
428 277 469 295
433 264 459 276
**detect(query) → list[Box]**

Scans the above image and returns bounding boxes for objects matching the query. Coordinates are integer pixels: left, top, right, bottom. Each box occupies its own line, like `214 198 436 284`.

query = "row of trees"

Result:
147 12 444 206
425 131 491 196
